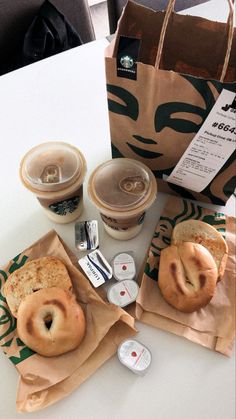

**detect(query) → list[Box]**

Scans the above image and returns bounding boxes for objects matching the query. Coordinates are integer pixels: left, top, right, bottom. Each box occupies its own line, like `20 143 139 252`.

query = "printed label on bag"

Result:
117 36 141 80
166 89 236 193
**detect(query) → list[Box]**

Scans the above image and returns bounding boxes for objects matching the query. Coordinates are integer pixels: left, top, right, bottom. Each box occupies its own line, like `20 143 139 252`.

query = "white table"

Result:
183 0 235 23
0 2 235 419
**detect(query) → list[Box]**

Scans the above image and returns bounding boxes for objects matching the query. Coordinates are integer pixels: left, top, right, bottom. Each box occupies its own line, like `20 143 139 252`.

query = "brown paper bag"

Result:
135 196 236 356
105 0 236 205
0 230 137 412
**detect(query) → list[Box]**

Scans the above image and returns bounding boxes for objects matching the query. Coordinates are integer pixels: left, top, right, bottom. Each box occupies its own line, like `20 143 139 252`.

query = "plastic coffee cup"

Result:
87 158 157 240
20 141 87 224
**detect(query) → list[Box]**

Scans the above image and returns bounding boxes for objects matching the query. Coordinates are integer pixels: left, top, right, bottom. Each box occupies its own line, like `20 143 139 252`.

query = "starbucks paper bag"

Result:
135 196 236 356
105 0 236 205
0 230 137 412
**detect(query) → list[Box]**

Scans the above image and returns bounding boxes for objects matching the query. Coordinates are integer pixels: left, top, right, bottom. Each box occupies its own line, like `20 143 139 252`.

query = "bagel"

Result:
158 242 218 313
4 256 72 317
171 220 228 281
17 287 86 357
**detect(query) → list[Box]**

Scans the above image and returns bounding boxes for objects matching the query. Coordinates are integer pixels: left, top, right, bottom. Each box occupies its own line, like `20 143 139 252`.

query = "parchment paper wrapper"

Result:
0 230 137 412
136 196 236 356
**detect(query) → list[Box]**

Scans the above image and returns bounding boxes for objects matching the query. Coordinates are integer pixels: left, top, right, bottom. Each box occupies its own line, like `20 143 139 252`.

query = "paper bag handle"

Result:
155 0 235 82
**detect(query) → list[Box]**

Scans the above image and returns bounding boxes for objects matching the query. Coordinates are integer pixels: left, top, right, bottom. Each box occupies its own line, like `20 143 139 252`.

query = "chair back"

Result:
0 0 95 75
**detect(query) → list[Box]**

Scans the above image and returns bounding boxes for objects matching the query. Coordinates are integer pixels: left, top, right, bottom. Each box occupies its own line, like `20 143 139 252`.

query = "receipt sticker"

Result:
166 89 236 193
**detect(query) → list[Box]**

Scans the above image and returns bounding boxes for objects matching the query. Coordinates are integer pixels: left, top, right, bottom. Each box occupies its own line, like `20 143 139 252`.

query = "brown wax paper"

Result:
0 230 137 412
135 196 236 356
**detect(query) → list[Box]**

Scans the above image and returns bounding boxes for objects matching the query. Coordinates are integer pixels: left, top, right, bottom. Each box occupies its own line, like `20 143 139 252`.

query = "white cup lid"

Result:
88 158 155 212
20 142 86 193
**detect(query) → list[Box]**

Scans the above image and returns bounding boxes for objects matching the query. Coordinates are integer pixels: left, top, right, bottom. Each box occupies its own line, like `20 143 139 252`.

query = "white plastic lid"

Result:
107 279 139 307
118 339 152 375
112 252 136 281
20 142 86 193
88 158 156 212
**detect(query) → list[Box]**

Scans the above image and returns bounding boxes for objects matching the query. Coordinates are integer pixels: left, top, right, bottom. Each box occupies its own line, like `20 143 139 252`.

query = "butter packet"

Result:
75 220 99 251
79 249 113 288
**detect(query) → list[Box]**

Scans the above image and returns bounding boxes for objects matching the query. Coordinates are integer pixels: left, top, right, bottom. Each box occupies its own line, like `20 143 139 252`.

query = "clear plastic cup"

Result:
87 158 157 240
20 141 87 224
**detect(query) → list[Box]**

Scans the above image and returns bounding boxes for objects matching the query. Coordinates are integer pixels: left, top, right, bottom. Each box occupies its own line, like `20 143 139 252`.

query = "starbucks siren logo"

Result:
49 196 80 216
120 55 134 69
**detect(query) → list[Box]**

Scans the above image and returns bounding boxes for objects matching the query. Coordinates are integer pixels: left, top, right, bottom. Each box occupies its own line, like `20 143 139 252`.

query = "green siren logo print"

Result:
0 254 35 365
107 73 236 203
120 55 134 69
144 199 226 282
49 196 80 215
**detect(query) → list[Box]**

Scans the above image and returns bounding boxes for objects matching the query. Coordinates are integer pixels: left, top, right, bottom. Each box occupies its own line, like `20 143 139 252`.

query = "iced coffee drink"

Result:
20 142 87 223
88 158 157 240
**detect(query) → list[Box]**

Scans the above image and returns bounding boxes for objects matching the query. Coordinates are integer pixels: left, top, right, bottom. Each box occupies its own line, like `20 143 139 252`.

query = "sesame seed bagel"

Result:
4 256 72 317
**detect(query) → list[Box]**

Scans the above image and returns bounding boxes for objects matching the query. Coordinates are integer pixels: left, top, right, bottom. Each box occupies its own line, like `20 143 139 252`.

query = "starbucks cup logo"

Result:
120 55 134 69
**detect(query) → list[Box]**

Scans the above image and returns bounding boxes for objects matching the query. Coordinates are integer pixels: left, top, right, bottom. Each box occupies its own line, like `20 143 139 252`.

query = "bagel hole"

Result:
185 279 193 287
44 314 53 330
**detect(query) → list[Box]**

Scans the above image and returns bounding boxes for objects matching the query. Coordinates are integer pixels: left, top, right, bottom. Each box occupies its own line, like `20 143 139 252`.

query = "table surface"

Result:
0 2 235 418
185 0 235 22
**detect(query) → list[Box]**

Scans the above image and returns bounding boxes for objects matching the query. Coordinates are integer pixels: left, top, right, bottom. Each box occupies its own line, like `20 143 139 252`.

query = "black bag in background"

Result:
22 0 82 65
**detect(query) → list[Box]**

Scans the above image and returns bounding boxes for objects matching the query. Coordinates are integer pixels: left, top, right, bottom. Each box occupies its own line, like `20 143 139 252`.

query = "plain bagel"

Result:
17 287 86 357
171 220 228 281
158 242 218 313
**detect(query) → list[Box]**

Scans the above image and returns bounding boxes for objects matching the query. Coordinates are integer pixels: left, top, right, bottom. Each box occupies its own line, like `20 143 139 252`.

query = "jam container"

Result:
111 252 136 281
117 339 152 375
107 279 139 307
87 158 157 240
20 141 87 223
